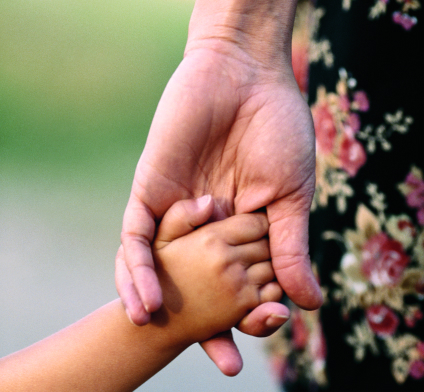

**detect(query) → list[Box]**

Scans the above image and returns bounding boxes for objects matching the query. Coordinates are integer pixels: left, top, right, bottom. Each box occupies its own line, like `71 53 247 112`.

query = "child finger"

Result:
259 281 283 303
246 261 275 285
236 302 289 337
231 238 270 266
155 195 214 246
214 212 269 245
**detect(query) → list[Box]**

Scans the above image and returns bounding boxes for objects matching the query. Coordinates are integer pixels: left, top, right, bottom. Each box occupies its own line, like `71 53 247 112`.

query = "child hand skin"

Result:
0 196 287 391
152 195 284 345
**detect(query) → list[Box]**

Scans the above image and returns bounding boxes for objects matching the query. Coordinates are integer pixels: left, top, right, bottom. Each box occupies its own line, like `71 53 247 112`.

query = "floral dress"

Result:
266 1 424 391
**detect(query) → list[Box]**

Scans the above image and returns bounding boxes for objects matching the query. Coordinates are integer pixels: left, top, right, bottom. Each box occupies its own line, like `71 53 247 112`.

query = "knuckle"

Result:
260 282 283 303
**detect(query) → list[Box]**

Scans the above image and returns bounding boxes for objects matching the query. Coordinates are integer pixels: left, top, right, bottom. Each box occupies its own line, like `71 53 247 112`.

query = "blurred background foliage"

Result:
1 0 193 187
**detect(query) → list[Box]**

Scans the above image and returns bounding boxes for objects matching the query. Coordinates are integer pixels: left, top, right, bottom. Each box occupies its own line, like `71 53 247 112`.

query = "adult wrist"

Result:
186 0 298 72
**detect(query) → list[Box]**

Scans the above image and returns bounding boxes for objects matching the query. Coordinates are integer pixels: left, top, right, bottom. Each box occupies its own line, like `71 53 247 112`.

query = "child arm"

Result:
0 196 287 391
0 299 186 392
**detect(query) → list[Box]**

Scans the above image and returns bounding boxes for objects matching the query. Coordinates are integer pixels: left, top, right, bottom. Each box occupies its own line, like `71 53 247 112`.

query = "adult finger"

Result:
200 331 243 377
120 196 162 314
200 302 289 376
115 245 151 326
267 198 323 310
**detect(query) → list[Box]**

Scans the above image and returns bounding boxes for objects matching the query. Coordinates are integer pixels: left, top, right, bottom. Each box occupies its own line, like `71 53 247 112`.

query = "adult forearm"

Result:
186 0 298 71
0 300 187 392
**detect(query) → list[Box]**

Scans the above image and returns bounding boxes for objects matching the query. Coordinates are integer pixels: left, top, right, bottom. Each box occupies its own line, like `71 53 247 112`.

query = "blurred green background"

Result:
0 1 279 391
1 0 191 186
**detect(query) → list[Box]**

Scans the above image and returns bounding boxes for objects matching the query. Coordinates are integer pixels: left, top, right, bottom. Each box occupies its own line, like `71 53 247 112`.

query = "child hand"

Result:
151 195 283 346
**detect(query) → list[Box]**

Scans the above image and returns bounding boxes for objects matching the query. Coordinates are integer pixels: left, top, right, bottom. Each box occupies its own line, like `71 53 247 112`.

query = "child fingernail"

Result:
196 194 211 208
266 314 289 328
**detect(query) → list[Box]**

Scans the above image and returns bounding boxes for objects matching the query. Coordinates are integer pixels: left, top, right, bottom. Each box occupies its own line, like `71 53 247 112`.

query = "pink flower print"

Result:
339 135 367 176
404 171 424 225
312 102 337 155
392 11 418 30
397 218 417 236
366 305 400 337
405 309 423 328
269 355 288 384
292 311 309 350
417 342 424 358
339 95 351 112
409 360 424 380
361 233 410 287
406 184 424 209
405 171 424 187
347 113 361 133
312 329 327 361
353 91 370 112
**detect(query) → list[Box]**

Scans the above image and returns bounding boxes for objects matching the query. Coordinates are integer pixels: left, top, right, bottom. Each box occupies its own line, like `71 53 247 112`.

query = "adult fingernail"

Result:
126 308 137 326
265 313 289 328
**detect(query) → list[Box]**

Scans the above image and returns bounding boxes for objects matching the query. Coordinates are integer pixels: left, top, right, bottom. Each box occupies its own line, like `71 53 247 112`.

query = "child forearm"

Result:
0 299 187 392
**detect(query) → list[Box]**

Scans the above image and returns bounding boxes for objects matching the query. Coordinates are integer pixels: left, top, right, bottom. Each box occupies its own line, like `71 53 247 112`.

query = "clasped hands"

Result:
115 11 323 375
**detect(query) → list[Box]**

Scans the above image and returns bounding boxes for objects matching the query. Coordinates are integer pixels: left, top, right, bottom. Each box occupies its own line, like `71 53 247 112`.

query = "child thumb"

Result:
155 195 214 243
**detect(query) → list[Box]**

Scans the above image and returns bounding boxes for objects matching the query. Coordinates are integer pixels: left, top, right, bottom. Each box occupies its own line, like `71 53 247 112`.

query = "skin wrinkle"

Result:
228 1 293 64
269 226 310 267
178 139 210 191
129 262 158 277
144 96 224 197
168 115 237 218
122 198 156 240
202 88 240 215
190 34 288 74
210 168 236 218
267 186 314 223
122 231 152 250
168 144 232 209
174 127 235 218
185 45 287 90
185 34 289 80
185 0 298 79
234 145 314 216
276 153 315 197
233 94 314 211
212 148 239 217
188 78 237 180
134 166 194 214
210 122 241 217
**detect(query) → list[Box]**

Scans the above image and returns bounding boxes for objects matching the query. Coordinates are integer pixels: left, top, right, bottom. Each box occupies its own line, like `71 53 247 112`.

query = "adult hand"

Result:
116 0 323 375
117 53 321 315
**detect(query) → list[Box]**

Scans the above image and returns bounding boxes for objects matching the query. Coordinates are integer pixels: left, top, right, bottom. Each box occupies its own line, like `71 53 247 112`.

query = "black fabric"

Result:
279 1 424 390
